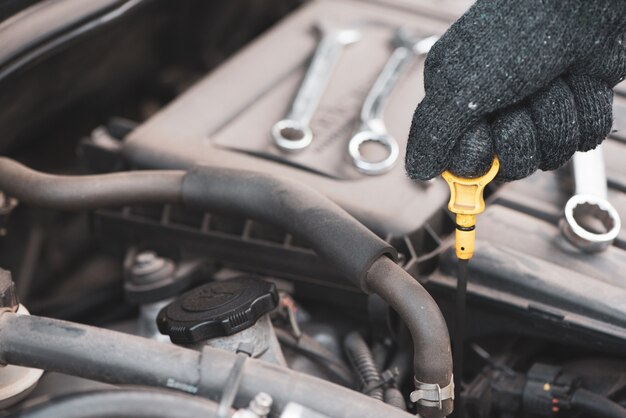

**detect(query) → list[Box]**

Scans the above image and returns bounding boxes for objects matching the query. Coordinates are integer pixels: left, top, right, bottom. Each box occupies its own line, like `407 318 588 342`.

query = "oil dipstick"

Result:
442 157 500 260
442 157 499 410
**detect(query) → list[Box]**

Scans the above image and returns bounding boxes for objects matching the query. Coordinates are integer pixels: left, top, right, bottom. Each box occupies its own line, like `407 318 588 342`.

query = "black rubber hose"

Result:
0 313 414 418
0 160 451 416
181 166 396 288
8 388 221 418
0 158 184 210
570 389 626 418
0 314 202 390
384 387 408 411
344 332 384 401
365 256 453 418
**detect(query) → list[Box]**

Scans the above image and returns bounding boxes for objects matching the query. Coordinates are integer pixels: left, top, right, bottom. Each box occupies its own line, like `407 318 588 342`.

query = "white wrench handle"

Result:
360 34 438 131
572 145 608 199
286 28 359 125
360 46 412 128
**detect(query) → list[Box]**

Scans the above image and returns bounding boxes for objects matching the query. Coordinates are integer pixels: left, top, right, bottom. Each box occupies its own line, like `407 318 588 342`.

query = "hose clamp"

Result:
410 376 454 410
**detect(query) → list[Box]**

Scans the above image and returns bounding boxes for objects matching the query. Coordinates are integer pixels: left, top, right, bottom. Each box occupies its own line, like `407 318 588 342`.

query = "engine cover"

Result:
111 0 626 348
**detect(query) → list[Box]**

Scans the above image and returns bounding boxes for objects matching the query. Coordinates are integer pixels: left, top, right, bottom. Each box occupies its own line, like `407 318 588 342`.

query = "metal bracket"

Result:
410 375 455 410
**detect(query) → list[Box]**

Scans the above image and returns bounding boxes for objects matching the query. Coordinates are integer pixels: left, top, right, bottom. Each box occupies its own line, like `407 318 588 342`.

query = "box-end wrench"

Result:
348 31 438 175
272 23 361 152
559 145 621 252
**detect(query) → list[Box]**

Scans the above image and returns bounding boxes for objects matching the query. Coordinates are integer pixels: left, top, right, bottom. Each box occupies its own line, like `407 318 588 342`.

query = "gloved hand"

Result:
405 0 626 182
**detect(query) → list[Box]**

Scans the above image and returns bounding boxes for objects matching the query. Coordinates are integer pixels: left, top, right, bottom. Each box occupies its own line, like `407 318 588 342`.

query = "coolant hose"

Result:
180 166 396 286
8 388 222 418
0 157 184 210
570 389 626 418
0 159 453 417
365 257 453 417
0 313 414 418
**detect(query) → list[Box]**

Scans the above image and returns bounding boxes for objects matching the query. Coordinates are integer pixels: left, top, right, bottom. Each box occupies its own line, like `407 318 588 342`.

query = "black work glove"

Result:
405 0 626 182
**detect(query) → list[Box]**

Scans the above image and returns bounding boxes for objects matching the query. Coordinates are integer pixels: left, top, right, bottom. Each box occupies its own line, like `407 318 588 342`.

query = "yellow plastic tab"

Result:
442 157 499 260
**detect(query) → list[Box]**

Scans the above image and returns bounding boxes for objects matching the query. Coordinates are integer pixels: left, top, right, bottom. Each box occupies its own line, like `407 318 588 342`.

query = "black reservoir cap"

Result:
157 276 278 344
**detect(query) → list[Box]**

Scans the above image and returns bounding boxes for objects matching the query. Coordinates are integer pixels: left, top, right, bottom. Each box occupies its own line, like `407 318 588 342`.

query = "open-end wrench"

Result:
560 145 621 252
348 31 438 175
272 23 361 152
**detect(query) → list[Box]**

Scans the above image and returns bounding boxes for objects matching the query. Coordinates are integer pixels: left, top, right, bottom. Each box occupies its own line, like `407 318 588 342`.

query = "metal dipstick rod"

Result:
348 31 438 175
272 23 361 152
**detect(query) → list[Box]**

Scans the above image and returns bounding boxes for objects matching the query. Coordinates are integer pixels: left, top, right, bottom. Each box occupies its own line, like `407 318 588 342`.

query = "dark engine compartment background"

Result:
0 1 625 417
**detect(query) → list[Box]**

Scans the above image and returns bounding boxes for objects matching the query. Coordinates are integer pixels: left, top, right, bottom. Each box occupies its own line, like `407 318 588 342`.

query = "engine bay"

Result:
0 1 625 417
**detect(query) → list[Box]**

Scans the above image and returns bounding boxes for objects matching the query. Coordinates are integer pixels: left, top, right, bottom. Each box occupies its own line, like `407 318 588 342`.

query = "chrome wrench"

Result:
273 23 360 152
348 31 438 175
560 145 621 252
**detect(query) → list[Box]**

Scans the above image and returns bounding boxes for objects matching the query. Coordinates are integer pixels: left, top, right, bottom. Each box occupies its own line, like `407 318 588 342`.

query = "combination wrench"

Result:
348 31 438 175
560 145 621 252
272 23 361 152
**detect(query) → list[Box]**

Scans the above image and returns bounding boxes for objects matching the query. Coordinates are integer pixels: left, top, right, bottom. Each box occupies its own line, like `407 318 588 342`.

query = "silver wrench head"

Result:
273 23 361 152
272 119 313 152
348 131 399 175
560 194 621 253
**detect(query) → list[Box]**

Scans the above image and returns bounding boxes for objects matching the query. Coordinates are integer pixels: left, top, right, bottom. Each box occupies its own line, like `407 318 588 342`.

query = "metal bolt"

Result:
249 392 273 417
135 251 158 266
131 251 167 277
128 250 176 286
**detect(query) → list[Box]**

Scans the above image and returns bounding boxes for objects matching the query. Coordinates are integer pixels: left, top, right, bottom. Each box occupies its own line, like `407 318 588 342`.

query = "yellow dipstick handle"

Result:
442 157 500 260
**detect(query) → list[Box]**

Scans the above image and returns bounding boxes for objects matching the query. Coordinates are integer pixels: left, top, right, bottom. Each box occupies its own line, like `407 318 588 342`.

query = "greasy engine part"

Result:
0 158 453 417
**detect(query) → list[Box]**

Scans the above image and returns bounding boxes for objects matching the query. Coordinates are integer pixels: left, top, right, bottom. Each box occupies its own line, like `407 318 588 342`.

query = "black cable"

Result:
570 388 626 418
344 332 384 401
343 332 407 410
276 328 356 388
7 388 221 418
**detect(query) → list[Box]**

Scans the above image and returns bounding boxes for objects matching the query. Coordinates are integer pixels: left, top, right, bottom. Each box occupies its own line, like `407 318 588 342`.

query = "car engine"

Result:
0 1 625 417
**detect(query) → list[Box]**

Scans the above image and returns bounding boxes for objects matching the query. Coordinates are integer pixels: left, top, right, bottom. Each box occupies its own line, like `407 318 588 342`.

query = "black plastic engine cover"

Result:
110 0 626 349
428 145 626 351
121 0 455 238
